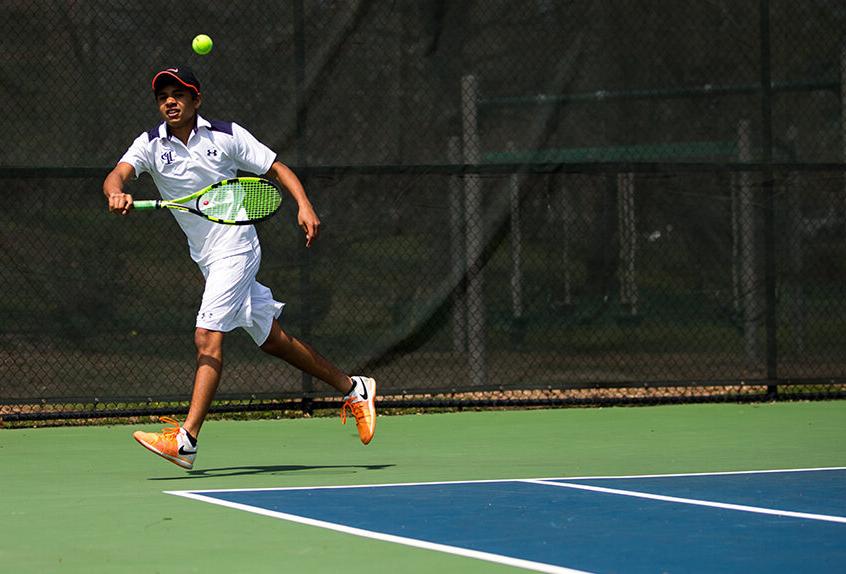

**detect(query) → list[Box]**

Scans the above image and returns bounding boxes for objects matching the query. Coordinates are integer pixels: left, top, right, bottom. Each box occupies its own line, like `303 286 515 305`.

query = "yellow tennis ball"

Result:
192 34 213 55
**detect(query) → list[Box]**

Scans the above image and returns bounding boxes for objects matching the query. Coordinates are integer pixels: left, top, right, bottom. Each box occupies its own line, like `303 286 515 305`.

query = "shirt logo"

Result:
207 148 218 157
161 151 174 165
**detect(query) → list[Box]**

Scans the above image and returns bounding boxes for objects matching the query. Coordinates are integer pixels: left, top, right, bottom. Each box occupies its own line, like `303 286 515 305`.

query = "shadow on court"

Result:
148 463 395 480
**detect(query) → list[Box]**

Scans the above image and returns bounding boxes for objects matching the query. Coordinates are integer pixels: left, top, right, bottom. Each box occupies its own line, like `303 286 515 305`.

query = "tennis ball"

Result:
192 34 213 55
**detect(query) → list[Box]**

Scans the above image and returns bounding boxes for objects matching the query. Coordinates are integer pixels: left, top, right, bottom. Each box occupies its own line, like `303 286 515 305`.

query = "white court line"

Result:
547 466 846 481
167 466 846 494
167 490 593 574
524 479 846 524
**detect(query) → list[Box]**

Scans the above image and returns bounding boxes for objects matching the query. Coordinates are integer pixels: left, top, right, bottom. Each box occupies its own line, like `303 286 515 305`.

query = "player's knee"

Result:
194 327 223 356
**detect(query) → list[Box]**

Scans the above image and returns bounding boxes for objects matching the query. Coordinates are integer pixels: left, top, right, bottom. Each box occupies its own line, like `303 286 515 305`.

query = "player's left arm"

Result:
265 161 320 247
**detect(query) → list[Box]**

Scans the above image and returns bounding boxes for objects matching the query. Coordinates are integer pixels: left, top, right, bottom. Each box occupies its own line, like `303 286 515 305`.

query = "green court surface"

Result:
1 401 844 573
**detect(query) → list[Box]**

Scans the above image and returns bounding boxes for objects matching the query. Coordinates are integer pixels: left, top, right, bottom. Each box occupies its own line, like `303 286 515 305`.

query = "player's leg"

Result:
131 328 221 469
259 319 377 444
132 254 249 469
259 318 351 393
183 327 225 438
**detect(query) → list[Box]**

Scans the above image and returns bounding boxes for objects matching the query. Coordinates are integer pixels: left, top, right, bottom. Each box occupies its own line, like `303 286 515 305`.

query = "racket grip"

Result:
133 199 160 210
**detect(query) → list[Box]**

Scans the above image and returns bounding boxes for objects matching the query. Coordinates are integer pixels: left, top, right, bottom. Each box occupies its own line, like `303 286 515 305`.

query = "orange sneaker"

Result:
132 417 197 469
341 376 377 444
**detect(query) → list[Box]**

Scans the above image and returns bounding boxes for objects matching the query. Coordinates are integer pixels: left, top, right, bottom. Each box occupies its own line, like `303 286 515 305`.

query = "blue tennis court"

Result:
168 468 846 573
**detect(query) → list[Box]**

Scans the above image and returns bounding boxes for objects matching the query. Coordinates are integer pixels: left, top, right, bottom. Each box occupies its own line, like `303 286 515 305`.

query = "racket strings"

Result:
198 180 281 222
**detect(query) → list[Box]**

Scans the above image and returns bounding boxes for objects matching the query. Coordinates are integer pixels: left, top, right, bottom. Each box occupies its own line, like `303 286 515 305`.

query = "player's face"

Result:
155 85 201 130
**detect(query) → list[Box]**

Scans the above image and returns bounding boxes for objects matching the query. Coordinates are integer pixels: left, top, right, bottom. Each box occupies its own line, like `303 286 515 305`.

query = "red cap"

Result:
151 67 201 95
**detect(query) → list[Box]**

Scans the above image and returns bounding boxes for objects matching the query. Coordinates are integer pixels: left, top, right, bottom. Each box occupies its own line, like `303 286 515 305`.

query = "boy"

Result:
103 66 375 470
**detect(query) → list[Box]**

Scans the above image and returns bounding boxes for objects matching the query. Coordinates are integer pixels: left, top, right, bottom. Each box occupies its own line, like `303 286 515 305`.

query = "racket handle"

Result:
133 199 160 210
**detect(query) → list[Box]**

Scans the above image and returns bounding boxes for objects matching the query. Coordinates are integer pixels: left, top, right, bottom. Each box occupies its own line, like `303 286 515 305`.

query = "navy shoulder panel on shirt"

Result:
146 125 161 142
208 120 234 135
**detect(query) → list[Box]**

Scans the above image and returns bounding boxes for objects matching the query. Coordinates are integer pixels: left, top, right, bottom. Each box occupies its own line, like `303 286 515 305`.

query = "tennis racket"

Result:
133 177 282 225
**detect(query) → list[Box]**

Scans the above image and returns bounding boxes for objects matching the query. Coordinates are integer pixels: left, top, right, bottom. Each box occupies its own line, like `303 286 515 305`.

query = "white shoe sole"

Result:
133 435 195 469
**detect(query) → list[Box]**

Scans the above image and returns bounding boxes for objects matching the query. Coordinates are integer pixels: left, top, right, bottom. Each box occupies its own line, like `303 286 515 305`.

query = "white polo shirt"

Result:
119 115 276 266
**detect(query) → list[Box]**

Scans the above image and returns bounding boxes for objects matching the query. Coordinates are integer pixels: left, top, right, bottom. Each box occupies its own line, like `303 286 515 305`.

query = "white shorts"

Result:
196 249 284 345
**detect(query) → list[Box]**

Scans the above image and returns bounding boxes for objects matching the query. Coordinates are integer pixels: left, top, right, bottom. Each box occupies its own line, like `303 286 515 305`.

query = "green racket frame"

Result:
133 177 282 225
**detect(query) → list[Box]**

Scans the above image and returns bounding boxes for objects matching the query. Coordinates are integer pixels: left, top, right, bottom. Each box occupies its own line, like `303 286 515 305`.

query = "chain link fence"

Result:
2 1 845 420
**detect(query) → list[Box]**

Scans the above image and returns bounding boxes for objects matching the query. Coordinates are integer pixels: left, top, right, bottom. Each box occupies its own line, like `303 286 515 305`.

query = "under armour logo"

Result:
161 151 174 165
207 149 218 157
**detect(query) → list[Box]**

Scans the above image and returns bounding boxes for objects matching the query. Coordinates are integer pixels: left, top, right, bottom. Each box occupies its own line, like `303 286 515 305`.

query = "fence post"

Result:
737 119 761 370
759 0 778 396
731 171 741 315
448 135 466 352
462 74 486 387
560 181 574 308
507 141 524 324
784 127 806 355
617 172 638 315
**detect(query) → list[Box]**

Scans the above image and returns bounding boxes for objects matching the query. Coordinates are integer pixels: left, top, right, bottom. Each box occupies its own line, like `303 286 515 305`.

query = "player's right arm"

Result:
103 162 136 215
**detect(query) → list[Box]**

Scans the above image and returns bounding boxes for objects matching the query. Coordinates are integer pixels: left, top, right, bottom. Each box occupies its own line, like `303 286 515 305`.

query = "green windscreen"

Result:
3 2 846 418
197 179 281 222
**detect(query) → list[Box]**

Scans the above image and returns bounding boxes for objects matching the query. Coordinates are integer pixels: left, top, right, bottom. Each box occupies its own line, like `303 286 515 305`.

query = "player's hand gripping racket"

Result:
133 177 282 225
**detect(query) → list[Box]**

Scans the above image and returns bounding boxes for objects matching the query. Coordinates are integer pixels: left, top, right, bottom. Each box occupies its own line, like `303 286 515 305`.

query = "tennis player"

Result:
102 66 376 470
